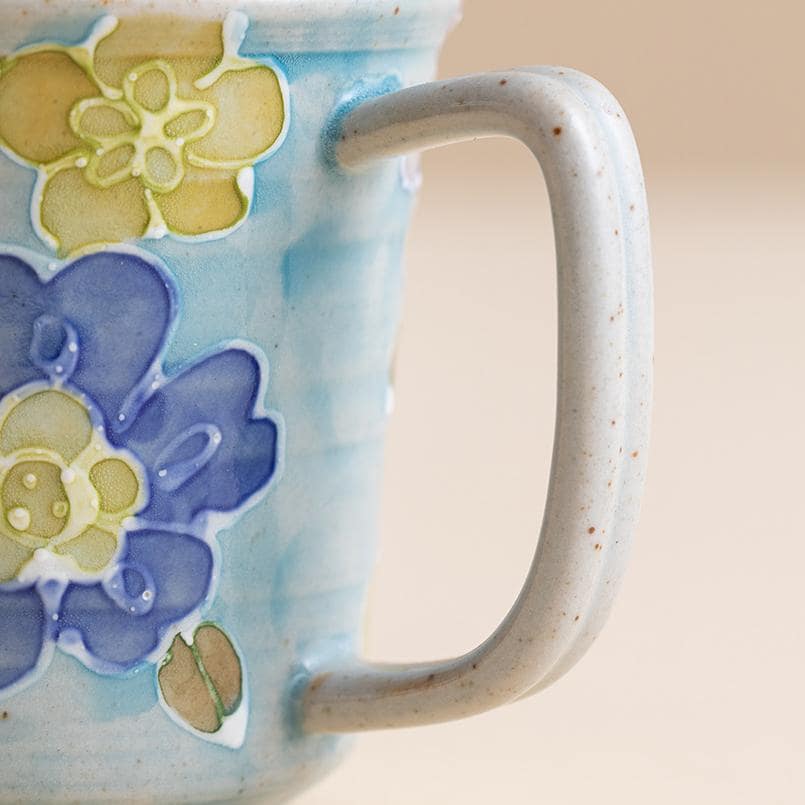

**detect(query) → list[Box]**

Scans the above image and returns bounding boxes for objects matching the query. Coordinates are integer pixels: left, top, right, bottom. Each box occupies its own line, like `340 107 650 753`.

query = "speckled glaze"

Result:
0 1 652 803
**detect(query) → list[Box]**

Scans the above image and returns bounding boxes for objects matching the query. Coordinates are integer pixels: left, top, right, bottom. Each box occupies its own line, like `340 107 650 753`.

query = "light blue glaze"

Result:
0 11 445 803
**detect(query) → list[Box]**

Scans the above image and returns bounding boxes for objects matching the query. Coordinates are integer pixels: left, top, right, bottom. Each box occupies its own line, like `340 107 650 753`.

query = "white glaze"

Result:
303 66 653 733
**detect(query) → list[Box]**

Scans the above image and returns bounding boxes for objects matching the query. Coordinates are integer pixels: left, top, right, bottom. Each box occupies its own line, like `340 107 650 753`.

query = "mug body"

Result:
0 1 458 802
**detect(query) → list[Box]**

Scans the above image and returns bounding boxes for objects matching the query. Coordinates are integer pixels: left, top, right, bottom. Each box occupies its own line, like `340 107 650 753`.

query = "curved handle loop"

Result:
303 67 653 732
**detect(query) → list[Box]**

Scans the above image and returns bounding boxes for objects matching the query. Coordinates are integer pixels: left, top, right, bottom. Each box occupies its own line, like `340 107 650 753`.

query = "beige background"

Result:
298 1 805 802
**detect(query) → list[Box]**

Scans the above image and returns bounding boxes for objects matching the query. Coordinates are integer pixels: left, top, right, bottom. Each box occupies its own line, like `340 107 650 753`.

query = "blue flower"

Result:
0 249 279 694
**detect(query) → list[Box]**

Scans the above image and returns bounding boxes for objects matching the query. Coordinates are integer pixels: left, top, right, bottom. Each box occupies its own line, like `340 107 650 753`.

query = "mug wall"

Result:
0 11 440 803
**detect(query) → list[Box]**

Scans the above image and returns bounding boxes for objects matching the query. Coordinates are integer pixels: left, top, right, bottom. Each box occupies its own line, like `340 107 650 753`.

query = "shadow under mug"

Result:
0 0 652 801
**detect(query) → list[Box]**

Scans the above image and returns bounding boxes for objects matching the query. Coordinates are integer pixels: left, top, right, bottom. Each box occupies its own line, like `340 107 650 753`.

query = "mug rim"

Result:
0 0 463 52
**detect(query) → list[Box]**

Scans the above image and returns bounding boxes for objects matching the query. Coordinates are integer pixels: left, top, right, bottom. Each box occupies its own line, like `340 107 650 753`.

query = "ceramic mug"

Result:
0 0 652 802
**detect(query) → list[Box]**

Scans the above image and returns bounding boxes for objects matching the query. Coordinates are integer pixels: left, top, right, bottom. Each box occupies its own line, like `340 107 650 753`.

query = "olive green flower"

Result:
0 12 287 256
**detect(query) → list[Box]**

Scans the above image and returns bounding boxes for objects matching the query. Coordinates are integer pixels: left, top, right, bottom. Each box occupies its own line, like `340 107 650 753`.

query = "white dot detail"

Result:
7 507 31 532
61 468 76 484
76 157 88 168
22 473 38 490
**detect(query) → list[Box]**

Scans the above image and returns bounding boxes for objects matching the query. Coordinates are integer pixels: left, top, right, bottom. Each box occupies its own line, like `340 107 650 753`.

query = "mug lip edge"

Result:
0 0 464 52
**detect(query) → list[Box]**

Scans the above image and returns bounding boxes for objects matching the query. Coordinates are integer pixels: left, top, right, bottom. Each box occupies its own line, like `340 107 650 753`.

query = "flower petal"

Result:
187 66 285 169
84 143 136 189
0 585 47 692
154 166 248 237
0 255 47 397
89 459 140 513
39 165 150 256
120 348 279 523
0 250 175 427
93 17 224 93
56 528 213 671
55 526 118 572
0 51 99 165
0 390 93 462
70 98 138 142
0 532 33 584
46 251 175 424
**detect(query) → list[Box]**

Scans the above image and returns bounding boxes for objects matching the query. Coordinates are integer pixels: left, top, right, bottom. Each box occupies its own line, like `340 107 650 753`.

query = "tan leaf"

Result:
158 624 243 736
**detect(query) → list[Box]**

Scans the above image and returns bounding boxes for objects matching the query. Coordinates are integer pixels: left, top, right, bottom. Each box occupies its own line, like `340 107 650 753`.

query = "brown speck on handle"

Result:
499 79 508 86
594 543 603 551
1 711 7 720
472 663 478 670
588 527 596 535
574 615 580 622
611 420 616 426
553 126 563 136
614 228 619 236
309 672 331 693
607 480 613 488
630 203 636 211
394 5 400 13
632 450 640 458
427 673 435 682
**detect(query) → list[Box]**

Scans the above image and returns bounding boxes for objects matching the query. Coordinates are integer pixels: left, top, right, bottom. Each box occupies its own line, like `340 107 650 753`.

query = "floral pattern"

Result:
0 248 280 746
0 13 287 256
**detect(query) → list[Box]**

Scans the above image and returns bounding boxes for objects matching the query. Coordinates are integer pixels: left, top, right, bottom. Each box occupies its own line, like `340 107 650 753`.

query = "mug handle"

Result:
303 67 653 732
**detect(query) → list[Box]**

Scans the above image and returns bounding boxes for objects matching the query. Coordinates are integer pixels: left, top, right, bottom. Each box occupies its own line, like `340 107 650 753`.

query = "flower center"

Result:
2 459 71 541
0 387 147 581
68 60 216 195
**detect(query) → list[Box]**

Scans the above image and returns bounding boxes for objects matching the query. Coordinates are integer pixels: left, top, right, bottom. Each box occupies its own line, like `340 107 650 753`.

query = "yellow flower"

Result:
0 387 146 582
0 13 287 256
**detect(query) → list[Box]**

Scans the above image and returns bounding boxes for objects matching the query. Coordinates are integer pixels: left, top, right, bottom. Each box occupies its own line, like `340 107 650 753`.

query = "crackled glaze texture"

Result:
0 2 458 802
